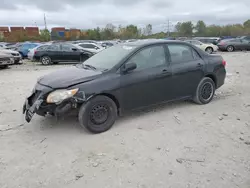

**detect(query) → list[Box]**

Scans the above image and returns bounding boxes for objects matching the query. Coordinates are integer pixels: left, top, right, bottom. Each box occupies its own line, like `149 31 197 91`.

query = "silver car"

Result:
0 52 15 69
0 48 22 64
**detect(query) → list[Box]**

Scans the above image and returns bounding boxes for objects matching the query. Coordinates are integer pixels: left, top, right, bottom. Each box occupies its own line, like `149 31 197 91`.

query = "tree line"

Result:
1 19 250 42
50 19 250 41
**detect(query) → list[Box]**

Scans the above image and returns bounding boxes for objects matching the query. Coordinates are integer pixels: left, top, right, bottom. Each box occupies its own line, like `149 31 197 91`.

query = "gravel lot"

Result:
0 52 250 188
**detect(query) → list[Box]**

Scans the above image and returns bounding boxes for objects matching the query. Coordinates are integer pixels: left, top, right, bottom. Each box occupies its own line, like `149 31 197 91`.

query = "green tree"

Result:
243 19 250 28
176 21 193 36
40 29 50 41
195 20 206 36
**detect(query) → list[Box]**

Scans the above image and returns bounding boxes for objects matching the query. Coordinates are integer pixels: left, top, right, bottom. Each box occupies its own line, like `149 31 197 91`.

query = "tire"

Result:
40 56 52 65
78 95 118 133
193 77 215 105
227 45 234 52
0 65 8 69
205 47 213 54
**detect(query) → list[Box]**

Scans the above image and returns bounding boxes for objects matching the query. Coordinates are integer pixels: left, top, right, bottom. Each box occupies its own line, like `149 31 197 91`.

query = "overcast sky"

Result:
0 0 250 32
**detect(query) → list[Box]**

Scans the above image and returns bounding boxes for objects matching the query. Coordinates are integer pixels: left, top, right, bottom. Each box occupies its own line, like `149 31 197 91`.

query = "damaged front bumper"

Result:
23 83 85 123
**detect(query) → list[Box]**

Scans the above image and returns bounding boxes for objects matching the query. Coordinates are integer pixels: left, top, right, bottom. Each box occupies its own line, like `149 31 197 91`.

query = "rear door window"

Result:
47 44 60 51
168 44 199 63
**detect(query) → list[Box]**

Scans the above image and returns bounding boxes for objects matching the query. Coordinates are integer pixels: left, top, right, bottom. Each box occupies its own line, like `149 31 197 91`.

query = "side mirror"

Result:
95 47 99 50
122 63 137 73
72 48 78 51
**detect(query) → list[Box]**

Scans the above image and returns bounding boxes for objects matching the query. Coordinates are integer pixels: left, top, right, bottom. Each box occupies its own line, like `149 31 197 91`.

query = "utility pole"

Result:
44 13 47 30
167 19 170 37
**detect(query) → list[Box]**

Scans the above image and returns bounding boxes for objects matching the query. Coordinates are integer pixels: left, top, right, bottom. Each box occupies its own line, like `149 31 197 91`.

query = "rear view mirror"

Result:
122 63 137 73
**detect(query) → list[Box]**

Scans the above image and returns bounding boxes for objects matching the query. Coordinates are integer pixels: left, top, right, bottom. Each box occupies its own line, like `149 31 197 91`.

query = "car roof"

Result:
122 39 187 48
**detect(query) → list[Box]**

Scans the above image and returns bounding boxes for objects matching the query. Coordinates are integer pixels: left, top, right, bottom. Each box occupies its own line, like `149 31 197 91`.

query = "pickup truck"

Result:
0 52 15 69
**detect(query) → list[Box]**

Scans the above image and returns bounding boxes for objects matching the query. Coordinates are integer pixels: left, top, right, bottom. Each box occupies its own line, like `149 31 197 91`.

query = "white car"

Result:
77 43 105 53
27 44 50 61
185 40 218 54
0 47 22 64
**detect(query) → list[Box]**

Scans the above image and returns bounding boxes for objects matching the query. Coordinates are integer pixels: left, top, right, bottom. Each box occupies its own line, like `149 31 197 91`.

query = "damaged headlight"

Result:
46 88 79 104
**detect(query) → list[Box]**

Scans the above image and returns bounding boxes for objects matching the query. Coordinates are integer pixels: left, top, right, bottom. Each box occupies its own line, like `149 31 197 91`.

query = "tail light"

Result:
222 60 226 66
219 42 225 45
34 50 37 55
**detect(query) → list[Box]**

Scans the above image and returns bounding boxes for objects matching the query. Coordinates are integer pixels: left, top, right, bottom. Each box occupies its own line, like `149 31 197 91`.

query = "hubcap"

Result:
206 48 212 54
227 46 233 52
42 57 50 64
201 82 213 101
90 104 109 125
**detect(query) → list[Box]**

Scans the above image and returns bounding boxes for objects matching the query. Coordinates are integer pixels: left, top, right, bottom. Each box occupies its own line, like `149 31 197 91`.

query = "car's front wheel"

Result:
41 56 51 65
78 95 118 133
193 77 215 104
205 47 213 54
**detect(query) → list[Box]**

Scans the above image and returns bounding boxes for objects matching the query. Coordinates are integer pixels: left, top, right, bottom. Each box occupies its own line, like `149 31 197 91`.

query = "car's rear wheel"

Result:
78 95 118 133
193 77 215 104
41 56 51 65
227 45 234 52
205 47 213 54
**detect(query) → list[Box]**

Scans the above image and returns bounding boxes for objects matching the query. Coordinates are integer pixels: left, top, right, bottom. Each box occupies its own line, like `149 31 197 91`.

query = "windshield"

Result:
82 45 135 70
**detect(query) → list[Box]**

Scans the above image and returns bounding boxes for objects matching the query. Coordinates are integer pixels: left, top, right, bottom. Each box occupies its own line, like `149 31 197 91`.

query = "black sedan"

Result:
23 40 226 133
33 43 95 65
217 38 250 52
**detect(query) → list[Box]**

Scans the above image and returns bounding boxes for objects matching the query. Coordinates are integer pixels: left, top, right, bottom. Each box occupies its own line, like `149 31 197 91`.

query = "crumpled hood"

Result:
38 66 102 89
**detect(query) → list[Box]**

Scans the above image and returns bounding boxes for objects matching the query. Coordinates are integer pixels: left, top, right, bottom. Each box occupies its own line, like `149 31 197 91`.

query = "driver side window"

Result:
127 45 166 71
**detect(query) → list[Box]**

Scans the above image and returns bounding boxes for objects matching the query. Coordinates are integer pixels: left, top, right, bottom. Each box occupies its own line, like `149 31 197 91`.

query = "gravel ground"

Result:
0 53 250 188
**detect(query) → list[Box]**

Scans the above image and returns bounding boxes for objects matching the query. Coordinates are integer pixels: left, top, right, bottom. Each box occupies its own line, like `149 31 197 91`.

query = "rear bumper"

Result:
216 67 226 89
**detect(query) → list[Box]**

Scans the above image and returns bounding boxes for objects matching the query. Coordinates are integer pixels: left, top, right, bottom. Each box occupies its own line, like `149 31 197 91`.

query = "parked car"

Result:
27 44 50 61
15 43 40 58
23 40 226 133
217 38 250 52
239 36 250 41
0 47 22 64
77 43 105 53
194 37 220 45
0 52 15 69
185 40 218 54
33 43 94 65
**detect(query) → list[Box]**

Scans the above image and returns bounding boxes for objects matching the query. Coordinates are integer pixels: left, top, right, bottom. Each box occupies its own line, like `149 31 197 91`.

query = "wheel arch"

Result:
88 93 121 115
205 74 217 88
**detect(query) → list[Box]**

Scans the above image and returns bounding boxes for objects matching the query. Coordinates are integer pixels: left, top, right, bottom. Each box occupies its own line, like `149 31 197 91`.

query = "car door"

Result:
119 44 173 111
46 44 61 61
241 40 250 50
167 43 205 99
61 43 80 61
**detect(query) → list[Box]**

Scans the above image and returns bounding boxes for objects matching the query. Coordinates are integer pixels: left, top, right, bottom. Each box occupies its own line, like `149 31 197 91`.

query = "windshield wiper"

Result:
83 64 97 70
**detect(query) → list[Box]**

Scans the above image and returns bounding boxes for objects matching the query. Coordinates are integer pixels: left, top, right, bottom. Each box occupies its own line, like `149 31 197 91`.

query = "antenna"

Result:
44 13 47 30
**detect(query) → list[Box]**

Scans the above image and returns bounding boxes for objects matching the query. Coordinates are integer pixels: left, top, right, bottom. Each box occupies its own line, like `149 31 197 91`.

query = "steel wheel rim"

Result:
90 104 109 125
201 82 213 101
42 57 50 64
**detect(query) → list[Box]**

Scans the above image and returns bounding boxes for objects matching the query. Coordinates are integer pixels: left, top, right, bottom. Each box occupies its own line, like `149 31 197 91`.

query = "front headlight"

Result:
46 88 79 104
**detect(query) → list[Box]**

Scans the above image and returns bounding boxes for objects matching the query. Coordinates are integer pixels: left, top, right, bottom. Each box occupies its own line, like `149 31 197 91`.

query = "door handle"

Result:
196 63 203 68
161 69 169 74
